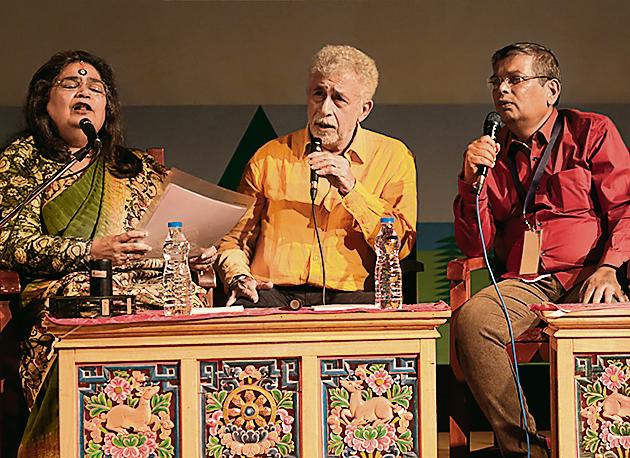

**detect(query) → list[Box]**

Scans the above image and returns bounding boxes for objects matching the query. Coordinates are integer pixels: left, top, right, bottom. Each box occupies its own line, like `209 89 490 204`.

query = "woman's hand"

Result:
90 230 151 266
189 246 217 272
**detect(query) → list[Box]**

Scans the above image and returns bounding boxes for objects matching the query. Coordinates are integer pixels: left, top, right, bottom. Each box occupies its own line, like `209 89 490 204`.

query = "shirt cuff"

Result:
341 181 385 228
78 239 93 270
216 248 252 286
458 176 486 203
599 249 628 270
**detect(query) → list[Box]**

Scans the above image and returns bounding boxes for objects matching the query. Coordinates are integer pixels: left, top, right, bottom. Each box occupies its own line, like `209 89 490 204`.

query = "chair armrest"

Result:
196 268 216 290
446 257 486 282
196 268 216 307
0 270 20 296
447 257 486 312
0 270 20 332
146 147 165 165
401 258 424 273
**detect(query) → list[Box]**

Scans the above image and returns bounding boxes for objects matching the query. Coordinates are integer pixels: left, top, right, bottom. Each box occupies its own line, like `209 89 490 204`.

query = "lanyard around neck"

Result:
507 113 563 229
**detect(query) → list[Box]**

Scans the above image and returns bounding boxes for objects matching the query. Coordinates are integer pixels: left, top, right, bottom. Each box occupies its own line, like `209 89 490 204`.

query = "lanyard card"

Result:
519 229 542 275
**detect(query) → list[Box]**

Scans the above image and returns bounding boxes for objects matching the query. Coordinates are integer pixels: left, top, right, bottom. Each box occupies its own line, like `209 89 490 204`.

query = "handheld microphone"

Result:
79 118 102 153
476 112 503 195
309 137 323 201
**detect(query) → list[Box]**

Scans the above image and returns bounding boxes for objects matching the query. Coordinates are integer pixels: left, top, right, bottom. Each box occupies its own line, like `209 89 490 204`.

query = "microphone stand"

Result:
0 142 99 229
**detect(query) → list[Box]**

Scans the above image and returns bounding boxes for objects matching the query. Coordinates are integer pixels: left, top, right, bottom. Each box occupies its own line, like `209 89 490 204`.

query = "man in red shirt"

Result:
453 42 630 457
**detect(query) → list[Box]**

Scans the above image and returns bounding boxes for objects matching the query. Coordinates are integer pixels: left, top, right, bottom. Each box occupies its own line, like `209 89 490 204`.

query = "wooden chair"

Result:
0 148 216 455
0 270 25 458
447 257 630 457
402 254 424 304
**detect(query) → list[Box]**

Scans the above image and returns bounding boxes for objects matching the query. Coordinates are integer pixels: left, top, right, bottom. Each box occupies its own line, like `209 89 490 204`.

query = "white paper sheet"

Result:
138 169 254 257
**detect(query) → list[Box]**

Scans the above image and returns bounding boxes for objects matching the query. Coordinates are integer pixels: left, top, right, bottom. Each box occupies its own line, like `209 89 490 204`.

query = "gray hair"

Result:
309 45 379 100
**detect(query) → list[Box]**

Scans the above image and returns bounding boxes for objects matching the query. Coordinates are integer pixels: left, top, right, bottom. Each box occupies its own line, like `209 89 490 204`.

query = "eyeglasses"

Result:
487 74 552 90
53 76 107 96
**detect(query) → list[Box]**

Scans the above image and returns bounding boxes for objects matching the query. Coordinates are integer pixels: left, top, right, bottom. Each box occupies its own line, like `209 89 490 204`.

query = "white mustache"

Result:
313 117 336 128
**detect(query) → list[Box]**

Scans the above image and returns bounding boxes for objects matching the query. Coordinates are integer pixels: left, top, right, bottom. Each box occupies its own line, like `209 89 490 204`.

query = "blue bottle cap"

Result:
167 221 183 228
380 217 395 223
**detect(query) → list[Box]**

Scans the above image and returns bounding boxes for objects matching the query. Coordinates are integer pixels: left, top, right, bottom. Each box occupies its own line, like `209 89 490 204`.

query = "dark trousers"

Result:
233 285 375 309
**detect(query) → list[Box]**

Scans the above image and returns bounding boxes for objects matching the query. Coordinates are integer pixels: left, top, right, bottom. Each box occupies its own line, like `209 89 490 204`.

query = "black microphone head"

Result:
483 112 503 141
311 137 323 153
79 118 101 152
309 137 322 201
79 118 97 140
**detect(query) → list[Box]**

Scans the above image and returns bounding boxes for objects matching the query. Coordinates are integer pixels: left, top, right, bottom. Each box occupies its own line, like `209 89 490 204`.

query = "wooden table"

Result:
539 304 630 458
47 303 449 458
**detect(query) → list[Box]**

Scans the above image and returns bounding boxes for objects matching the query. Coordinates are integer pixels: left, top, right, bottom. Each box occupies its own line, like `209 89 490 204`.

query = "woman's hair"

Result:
24 50 141 178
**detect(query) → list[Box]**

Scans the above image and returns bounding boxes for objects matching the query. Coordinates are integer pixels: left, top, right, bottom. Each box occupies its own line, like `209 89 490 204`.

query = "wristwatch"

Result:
229 274 253 289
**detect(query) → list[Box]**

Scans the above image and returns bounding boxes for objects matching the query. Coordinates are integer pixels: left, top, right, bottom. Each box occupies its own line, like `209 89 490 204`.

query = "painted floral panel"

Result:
78 363 180 458
201 359 300 457
576 354 630 457
321 357 418 458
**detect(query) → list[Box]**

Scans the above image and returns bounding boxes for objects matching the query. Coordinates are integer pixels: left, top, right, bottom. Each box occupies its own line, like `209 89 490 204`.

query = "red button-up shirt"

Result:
454 108 630 289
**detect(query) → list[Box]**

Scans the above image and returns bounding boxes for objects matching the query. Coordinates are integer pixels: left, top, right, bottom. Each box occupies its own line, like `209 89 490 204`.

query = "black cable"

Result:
311 198 326 305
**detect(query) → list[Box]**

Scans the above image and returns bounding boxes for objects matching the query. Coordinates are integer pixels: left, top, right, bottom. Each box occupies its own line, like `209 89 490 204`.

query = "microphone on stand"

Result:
78 118 102 160
0 120 103 229
476 112 503 195
309 137 323 201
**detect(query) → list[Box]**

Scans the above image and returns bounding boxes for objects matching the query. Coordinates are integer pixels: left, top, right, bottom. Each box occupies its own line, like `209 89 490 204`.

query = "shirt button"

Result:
535 186 540 191
541 251 546 256
533 157 538 162
537 222 542 228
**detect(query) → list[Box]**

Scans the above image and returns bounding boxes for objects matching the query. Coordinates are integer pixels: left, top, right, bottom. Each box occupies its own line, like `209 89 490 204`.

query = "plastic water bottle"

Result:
374 217 403 309
162 221 193 316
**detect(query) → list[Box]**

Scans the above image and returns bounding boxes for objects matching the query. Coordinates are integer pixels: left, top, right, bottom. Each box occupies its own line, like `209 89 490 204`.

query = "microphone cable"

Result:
475 191 531 457
310 195 326 306
309 137 326 306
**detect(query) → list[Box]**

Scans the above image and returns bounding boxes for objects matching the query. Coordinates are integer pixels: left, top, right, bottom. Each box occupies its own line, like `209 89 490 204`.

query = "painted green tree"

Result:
218 106 277 191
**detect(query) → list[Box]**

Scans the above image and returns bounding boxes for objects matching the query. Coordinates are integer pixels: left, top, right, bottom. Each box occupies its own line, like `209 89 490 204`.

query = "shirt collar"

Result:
504 108 558 153
301 124 367 164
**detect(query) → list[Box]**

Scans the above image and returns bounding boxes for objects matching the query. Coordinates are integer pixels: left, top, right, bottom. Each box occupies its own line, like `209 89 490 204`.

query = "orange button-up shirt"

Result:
216 126 417 291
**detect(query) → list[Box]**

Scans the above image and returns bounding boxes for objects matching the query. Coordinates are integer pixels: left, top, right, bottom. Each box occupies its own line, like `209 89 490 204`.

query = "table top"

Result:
46 302 451 344
532 301 630 331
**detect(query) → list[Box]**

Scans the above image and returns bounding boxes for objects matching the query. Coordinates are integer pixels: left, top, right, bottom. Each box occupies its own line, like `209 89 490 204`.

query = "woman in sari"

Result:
0 50 213 456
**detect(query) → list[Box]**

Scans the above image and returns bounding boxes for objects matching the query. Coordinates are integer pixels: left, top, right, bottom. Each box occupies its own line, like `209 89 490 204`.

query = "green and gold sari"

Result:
0 137 206 457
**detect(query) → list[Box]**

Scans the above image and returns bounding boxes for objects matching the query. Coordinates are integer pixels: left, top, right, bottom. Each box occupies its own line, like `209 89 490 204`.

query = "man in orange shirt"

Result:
215 44 417 308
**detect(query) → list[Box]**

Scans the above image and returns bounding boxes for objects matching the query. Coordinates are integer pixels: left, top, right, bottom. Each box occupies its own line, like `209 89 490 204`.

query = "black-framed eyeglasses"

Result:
53 76 108 96
487 75 553 90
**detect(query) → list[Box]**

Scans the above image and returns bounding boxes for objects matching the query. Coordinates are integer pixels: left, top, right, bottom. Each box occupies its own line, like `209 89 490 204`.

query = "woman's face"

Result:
46 61 107 149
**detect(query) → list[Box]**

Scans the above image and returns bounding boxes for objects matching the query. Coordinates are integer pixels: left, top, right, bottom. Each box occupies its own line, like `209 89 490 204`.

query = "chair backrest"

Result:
146 147 165 165
402 255 424 304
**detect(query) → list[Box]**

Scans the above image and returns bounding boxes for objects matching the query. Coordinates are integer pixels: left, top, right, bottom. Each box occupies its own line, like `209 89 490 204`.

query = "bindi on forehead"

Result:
59 62 100 79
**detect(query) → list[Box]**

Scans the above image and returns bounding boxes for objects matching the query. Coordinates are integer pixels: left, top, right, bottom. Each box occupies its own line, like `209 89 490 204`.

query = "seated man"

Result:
215 44 417 308
452 42 630 457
